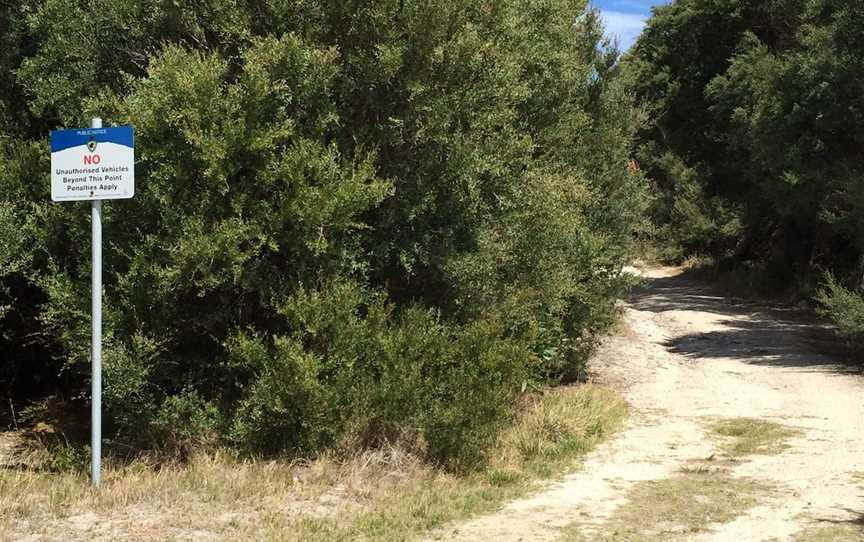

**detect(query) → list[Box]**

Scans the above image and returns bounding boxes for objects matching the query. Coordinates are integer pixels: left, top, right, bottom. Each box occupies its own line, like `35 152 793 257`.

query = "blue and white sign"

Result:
51 126 135 201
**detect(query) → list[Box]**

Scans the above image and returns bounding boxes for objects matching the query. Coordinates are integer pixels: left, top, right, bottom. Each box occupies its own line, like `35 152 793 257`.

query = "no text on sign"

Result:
51 126 135 201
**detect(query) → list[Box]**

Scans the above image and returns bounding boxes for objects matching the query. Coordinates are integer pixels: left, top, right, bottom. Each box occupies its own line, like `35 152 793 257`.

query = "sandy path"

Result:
426 266 864 541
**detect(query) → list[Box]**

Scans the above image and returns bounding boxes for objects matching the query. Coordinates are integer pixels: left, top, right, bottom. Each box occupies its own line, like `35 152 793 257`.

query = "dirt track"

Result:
428 266 864 541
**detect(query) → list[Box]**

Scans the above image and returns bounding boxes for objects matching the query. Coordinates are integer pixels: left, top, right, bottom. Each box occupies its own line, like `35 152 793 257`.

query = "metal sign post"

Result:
90 117 103 487
50 118 135 487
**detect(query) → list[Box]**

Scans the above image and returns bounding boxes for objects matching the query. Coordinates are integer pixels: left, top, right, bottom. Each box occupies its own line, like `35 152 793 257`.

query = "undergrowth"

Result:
0 384 626 542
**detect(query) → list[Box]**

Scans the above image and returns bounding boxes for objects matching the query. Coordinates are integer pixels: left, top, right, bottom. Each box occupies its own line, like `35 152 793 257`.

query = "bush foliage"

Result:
0 0 646 467
816 274 864 344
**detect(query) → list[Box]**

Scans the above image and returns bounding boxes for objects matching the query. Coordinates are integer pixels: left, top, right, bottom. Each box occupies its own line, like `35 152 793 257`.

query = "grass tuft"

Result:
792 524 864 542
709 417 800 457
561 471 772 541
493 385 627 475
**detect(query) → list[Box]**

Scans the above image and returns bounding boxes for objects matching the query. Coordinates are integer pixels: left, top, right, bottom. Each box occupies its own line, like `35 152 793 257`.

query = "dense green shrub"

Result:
226 282 529 468
1 0 646 467
816 274 864 343
0 203 29 320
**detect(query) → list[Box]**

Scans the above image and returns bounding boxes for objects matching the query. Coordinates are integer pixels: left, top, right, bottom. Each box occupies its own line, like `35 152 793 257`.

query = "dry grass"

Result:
791 523 864 542
679 254 716 271
709 417 800 457
492 385 627 476
557 417 798 541
1 384 626 542
790 474 864 542
3 449 377 540
560 470 772 541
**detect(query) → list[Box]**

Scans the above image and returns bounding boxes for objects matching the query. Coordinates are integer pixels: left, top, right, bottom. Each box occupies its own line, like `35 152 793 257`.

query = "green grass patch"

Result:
709 417 800 457
560 471 772 541
791 524 864 542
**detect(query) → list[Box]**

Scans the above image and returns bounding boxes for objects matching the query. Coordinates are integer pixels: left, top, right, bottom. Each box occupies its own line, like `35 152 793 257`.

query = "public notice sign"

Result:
51 126 135 201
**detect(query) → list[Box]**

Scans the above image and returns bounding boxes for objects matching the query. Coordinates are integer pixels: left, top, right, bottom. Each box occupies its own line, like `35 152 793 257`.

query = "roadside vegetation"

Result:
1 385 626 541
0 0 645 470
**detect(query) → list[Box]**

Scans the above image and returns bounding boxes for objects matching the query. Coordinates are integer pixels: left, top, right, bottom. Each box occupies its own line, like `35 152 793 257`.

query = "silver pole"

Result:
91 117 102 487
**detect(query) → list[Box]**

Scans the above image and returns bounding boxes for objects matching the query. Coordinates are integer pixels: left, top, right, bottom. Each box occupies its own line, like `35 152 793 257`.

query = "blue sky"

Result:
591 0 669 50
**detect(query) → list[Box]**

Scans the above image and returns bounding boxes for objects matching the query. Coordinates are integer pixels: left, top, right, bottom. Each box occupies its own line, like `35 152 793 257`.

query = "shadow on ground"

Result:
630 271 864 374
809 508 864 531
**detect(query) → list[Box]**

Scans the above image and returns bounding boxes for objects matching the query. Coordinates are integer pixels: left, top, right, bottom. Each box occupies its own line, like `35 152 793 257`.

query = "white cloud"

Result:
599 10 648 50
